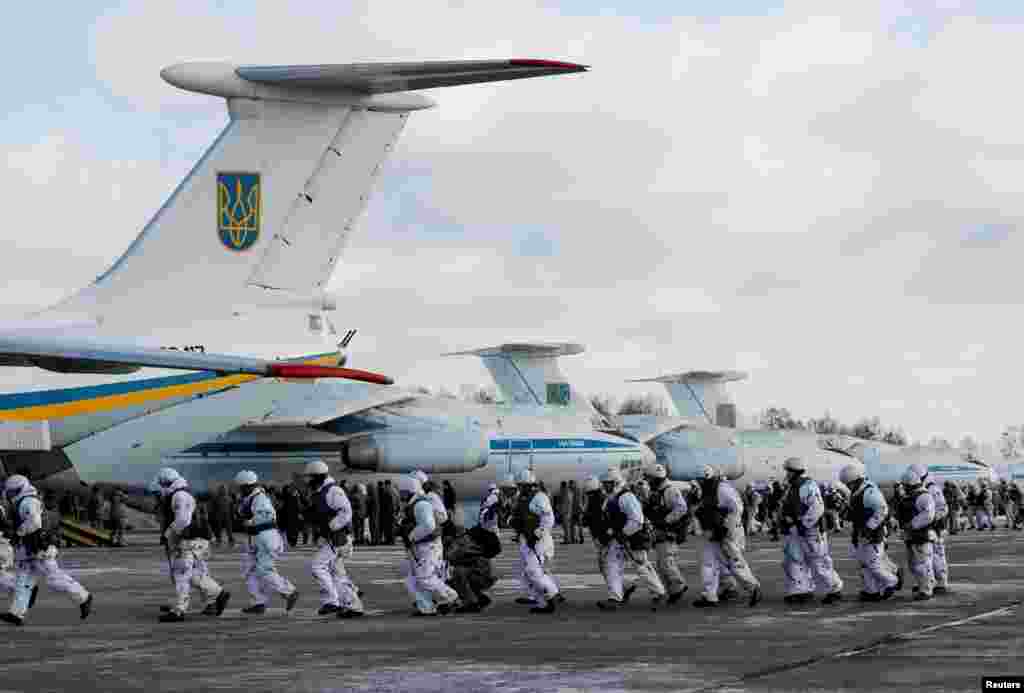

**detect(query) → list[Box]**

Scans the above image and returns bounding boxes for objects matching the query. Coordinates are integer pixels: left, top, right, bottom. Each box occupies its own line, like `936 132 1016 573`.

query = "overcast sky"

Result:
3 1 1024 446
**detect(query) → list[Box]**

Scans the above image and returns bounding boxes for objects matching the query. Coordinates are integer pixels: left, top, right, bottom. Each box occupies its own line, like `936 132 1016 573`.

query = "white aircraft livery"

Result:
0 58 589 490
166 343 658 501
627 370 999 489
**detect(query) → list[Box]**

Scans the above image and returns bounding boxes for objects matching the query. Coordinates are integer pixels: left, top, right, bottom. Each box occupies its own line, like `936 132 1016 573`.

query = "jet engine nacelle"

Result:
344 430 489 474
652 428 745 481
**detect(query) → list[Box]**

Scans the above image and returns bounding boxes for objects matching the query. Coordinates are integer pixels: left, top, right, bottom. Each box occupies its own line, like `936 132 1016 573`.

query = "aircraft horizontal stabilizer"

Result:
442 342 585 358
0 333 392 385
161 59 588 104
626 370 748 385
236 59 588 94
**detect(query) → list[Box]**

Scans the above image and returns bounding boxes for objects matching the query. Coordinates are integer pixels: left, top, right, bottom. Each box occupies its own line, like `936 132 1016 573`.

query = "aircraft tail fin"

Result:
443 342 595 416
627 371 747 426
42 59 587 332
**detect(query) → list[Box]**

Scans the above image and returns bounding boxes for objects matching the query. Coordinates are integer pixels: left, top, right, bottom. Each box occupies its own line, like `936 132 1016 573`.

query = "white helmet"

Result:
582 476 600 493
397 476 422 496
3 474 30 499
516 469 537 485
901 466 924 486
487 482 498 492
783 457 806 473
910 463 928 483
645 464 668 480
155 467 181 488
234 470 258 486
600 468 624 486
411 470 429 484
304 460 329 476
500 474 517 490
839 464 864 486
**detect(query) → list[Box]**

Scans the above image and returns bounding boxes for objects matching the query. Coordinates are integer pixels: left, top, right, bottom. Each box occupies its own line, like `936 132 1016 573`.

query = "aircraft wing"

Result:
616 414 707 445
0 332 392 385
235 59 588 94
247 386 421 428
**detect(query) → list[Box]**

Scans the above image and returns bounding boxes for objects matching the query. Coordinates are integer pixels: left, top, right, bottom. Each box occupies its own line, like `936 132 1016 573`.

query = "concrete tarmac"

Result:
1 528 1021 692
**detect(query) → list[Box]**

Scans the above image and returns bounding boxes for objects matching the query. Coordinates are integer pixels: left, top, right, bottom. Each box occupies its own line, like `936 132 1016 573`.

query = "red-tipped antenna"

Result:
267 363 393 385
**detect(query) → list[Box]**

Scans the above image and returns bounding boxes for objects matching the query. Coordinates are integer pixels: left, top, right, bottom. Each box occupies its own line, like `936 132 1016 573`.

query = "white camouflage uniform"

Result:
604 488 666 602
7 485 91 620
310 478 363 613
782 477 843 597
925 480 949 589
519 490 559 603
849 480 899 596
478 487 500 534
904 487 937 597
404 493 459 614
649 481 688 597
0 504 16 595
239 487 296 607
699 481 760 603
165 479 223 616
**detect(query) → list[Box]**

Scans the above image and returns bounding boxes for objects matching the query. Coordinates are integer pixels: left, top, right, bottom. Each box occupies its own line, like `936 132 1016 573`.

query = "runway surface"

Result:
1 527 1021 692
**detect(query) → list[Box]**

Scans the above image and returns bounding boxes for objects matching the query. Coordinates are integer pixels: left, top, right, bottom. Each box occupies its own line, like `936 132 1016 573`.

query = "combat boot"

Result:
530 597 556 614
285 591 300 613
620 585 637 604
28 585 39 610
79 594 93 621
241 604 266 615
0 612 24 626
596 598 621 611
822 591 843 605
859 591 881 602
667 586 688 605
158 611 185 623
691 597 718 608
317 604 340 616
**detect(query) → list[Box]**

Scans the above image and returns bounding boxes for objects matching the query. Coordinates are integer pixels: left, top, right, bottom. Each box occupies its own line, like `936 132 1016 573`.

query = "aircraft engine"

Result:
653 428 745 481
344 430 489 474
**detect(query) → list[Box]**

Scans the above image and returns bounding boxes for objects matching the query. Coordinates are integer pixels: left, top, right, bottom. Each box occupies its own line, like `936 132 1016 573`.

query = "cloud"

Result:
5 1 1024 445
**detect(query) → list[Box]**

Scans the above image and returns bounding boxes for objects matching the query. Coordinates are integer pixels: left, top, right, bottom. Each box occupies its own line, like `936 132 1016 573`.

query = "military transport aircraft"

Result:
0 58 589 491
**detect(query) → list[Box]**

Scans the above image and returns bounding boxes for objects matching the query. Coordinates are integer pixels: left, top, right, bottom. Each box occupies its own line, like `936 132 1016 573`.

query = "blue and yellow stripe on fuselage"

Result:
0 352 339 422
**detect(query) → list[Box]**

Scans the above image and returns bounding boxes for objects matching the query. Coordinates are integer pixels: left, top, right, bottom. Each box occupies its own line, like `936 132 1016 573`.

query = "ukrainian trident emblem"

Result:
217 172 261 251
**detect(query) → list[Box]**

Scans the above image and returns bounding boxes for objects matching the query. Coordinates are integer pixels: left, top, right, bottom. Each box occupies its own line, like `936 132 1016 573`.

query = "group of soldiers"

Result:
0 454 1001 625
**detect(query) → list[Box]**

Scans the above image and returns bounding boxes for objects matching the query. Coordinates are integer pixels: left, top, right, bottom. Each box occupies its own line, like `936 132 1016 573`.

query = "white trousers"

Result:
9 546 89 618
518 539 558 603
171 539 222 615
604 540 665 601
0 539 14 594
653 540 687 596
700 529 759 602
906 542 935 596
404 540 458 614
782 529 843 596
242 531 296 606
932 532 949 588
852 542 899 595
311 538 362 611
